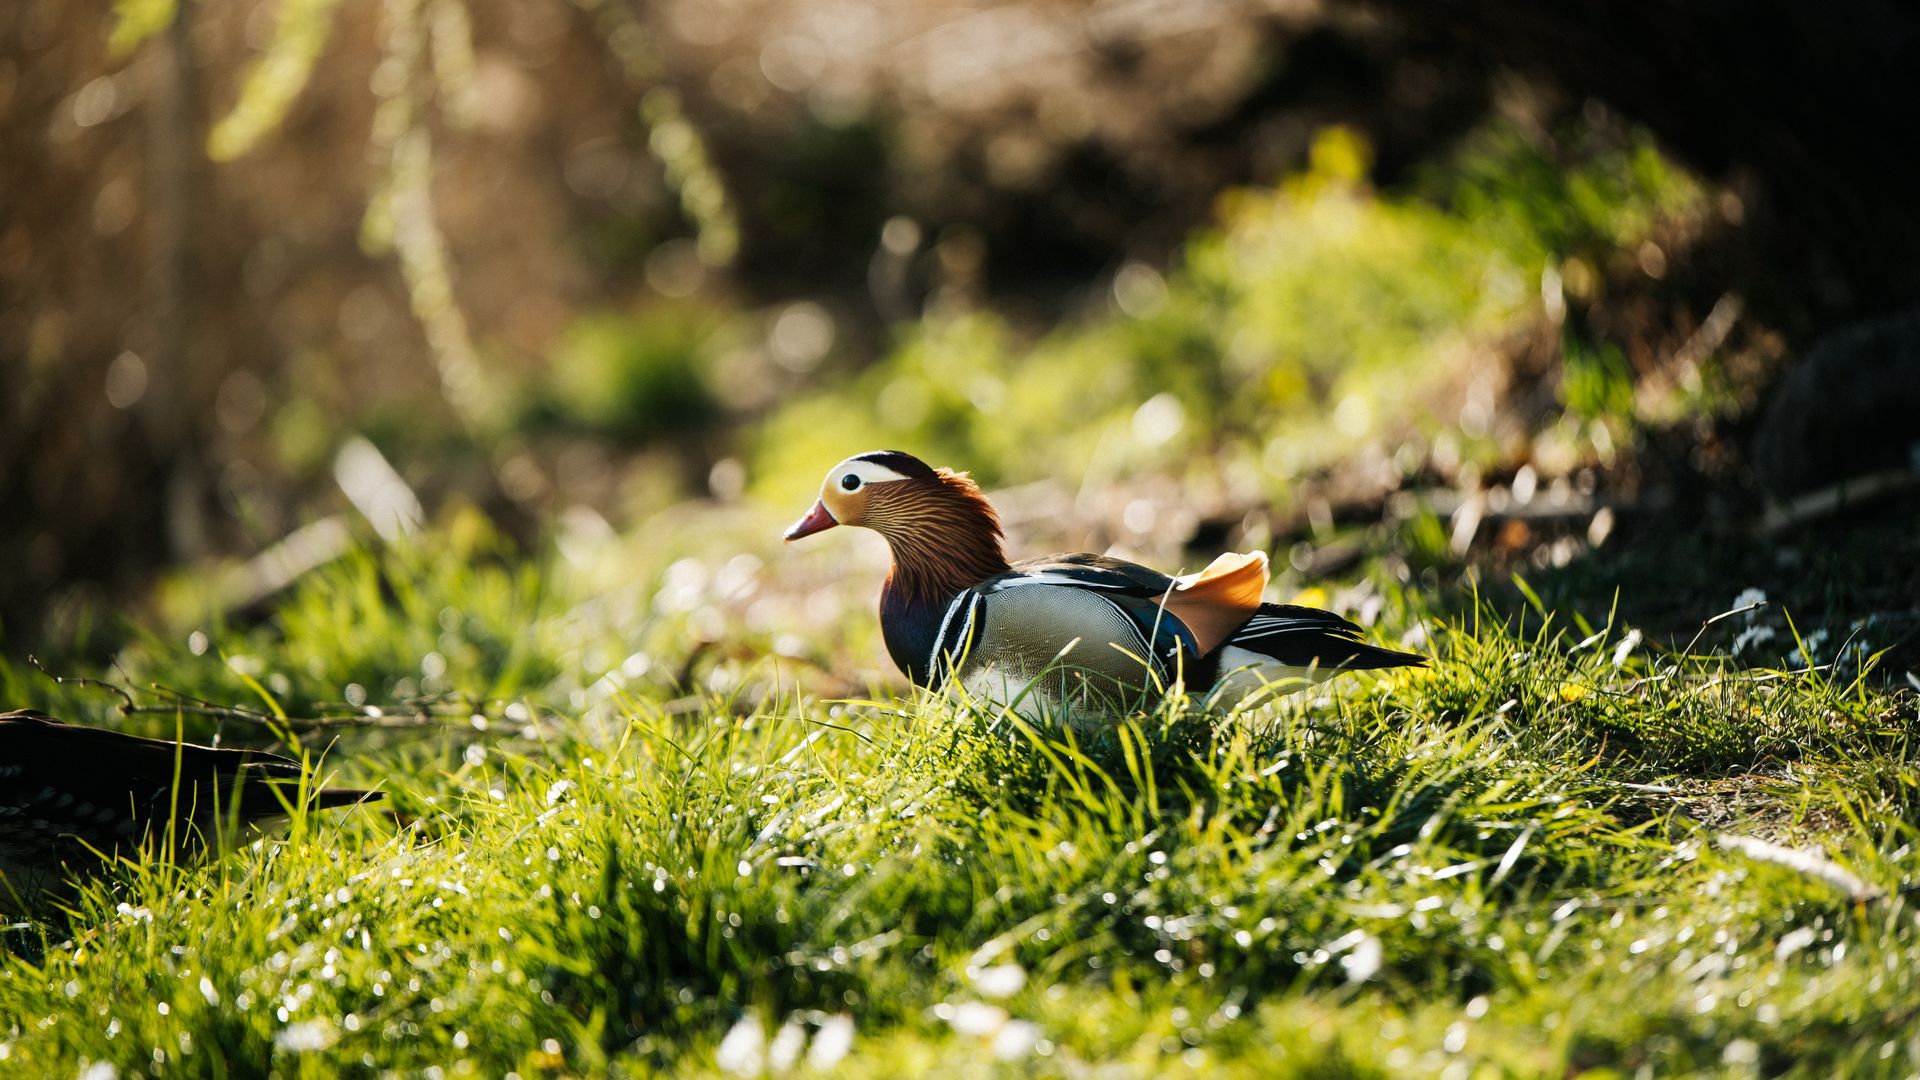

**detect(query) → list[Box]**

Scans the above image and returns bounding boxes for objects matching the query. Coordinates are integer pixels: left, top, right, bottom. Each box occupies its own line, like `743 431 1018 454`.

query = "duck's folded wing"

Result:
941 559 1202 683
1002 553 1180 594
1005 551 1269 654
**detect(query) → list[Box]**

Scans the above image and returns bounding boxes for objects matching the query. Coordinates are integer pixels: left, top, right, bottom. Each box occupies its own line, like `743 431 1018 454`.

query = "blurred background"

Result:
4 0 1918 686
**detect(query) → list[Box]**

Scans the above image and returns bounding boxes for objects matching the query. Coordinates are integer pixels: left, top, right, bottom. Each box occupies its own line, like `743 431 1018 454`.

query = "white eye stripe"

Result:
824 457 913 490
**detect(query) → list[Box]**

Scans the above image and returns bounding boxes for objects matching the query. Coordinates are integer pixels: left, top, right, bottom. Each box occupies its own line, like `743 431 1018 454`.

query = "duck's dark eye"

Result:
840 473 861 491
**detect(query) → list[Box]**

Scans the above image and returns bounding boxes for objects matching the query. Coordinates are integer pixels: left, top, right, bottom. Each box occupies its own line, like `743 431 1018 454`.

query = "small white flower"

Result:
766 1020 806 1074
715 1014 766 1077
1339 933 1383 983
993 1020 1043 1060
273 1019 338 1053
1774 926 1817 960
1611 628 1643 669
943 1001 1008 1037
1733 625 1777 657
807 1015 854 1070
967 963 1027 999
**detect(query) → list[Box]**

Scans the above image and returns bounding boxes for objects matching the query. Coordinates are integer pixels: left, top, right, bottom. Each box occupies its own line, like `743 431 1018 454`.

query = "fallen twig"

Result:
1760 468 1918 537
28 657 531 744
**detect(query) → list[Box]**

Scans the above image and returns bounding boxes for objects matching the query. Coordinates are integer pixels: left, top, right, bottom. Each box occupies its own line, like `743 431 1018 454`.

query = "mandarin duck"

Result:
784 451 1424 715
0 708 376 909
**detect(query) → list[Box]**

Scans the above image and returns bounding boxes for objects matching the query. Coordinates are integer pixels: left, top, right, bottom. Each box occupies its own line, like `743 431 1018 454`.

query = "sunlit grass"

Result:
2 530 1915 1077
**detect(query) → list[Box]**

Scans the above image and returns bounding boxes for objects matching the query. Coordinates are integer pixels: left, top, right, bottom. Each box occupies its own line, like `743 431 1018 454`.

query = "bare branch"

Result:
27 654 137 714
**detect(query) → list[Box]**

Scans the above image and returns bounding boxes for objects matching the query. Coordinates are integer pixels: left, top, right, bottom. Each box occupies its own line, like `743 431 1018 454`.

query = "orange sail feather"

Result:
1165 551 1269 654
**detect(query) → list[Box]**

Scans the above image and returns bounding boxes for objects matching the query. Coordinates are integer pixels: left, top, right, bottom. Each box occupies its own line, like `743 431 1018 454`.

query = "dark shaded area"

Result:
1369 0 1920 316
0 706 377 913
1539 495 1920 668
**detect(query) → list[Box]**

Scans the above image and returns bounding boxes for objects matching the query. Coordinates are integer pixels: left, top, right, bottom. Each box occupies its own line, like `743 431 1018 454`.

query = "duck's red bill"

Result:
783 500 838 542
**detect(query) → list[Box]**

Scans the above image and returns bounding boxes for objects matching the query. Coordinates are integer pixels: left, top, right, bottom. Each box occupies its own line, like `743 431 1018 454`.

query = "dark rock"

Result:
1752 307 1920 495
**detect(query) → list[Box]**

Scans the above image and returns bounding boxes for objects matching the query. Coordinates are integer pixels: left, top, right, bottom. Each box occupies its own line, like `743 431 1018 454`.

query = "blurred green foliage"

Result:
642 88 742 268
107 0 175 54
1425 122 1701 267
752 122 1705 506
530 305 732 444
1561 335 1637 421
206 0 342 161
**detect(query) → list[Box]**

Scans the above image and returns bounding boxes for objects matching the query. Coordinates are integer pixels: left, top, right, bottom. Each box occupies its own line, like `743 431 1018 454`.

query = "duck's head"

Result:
783 449 1005 544
783 450 944 541
785 450 1009 594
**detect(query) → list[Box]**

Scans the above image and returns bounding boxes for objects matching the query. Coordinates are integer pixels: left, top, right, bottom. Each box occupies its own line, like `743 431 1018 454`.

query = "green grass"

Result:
4 527 1916 1078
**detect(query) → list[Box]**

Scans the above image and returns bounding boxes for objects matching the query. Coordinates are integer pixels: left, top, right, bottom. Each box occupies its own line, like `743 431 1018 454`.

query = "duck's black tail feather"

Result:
1223 603 1427 670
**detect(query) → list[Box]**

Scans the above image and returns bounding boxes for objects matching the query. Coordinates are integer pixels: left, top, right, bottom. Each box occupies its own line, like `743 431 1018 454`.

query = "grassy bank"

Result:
3 526 1915 1077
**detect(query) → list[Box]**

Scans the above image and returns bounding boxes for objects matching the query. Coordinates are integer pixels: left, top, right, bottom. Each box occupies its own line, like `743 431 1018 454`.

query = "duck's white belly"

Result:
1204 645 1332 707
